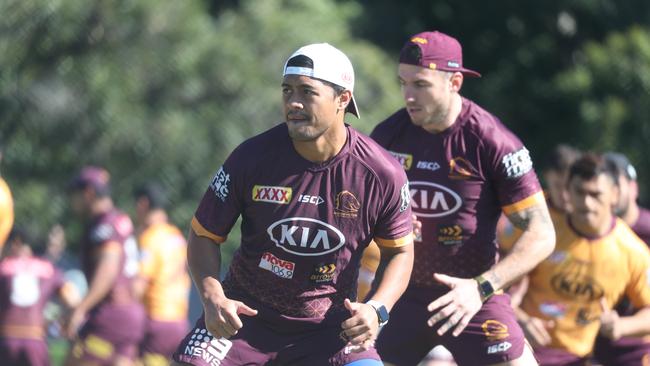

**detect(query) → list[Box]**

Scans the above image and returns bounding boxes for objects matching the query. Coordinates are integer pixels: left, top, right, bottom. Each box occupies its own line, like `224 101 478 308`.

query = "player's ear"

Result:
337 89 352 112
450 72 463 92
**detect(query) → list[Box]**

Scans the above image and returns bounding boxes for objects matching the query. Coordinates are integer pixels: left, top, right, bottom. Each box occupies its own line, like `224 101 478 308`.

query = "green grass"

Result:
49 338 69 366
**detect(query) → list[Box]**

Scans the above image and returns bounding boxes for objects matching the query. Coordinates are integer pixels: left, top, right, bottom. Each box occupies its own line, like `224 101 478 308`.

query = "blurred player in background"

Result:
171 42 414 366
592 152 650 365
371 30 555 366
517 153 650 365
0 141 14 252
0 227 78 366
64 166 145 366
133 183 190 366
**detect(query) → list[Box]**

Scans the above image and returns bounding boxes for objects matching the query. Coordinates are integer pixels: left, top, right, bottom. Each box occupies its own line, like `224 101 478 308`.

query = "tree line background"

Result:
2 0 650 252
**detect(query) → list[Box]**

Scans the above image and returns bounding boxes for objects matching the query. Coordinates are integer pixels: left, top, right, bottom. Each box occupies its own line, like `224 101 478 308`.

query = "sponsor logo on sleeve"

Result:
416 160 441 171
388 151 413 170
183 328 232 366
298 194 324 205
258 252 295 279
400 182 411 212
91 224 114 243
334 191 360 218
267 217 345 256
252 185 292 204
502 147 533 179
437 224 464 246
210 166 231 202
409 181 462 218
482 320 510 341
487 341 512 355
310 263 336 283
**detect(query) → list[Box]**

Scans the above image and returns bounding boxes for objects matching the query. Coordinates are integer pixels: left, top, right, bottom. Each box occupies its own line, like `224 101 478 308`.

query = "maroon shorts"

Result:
69 303 146 365
0 337 50 366
593 335 650 366
533 346 589 366
172 314 381 366
140 318 189 360
376 289 525 366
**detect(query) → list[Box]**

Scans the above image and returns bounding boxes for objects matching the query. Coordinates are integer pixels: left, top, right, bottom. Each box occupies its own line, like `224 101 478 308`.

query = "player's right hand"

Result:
518 314 553 348
204 296 257 339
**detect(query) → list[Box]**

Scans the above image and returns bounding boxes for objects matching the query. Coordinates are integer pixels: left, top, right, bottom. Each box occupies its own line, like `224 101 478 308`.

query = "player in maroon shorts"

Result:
370 30 556 366
171 42 414 366
592 152 650 366
63 166 145 366
0 228 78 366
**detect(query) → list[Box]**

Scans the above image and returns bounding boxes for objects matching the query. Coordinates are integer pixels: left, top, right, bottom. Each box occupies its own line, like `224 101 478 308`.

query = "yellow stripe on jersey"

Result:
191 217 226 243
375 233 413 248
502 191 545 215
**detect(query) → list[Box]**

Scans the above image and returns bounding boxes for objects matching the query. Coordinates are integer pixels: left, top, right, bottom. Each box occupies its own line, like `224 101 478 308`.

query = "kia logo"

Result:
267 217 345 256
409 181 462 218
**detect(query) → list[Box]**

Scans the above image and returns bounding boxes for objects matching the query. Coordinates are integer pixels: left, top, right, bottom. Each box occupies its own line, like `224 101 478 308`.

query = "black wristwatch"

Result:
475 275 495 302
366 300 390 327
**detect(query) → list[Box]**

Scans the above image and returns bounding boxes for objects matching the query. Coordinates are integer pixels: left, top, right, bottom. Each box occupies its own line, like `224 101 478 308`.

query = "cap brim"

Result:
459 68 481 78
345 95 360 118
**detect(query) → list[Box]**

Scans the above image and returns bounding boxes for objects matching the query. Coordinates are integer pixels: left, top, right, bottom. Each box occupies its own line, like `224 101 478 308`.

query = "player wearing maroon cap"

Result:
171 43 414 366
63 166 145 366
371 31 556 366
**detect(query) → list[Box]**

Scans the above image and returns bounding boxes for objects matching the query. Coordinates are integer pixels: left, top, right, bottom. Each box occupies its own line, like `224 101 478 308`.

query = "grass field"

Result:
49 338 69 366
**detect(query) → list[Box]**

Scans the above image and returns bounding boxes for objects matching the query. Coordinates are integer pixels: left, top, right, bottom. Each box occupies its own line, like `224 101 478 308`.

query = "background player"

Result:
133 183 191 366
63 166 145 366
371 30 555 366
517 152 650 365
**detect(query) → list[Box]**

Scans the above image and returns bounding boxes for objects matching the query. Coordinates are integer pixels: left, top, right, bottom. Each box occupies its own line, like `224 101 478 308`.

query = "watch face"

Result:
377 305 389 324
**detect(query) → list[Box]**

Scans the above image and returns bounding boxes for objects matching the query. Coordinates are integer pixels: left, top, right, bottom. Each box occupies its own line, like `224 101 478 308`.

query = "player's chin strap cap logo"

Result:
283 42 360 118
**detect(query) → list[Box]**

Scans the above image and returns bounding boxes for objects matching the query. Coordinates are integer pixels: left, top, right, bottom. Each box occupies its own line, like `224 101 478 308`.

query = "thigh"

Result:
443 294 526 366
0 338 50 366
172 315 272 366
142 319 190 363
593 335 650 366
375 297 439 366
533 346 589 366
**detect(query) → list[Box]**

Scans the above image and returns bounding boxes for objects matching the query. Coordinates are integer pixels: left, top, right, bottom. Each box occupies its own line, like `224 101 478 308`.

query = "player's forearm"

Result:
187 228 226 306
371 243 414 311
618 307 650 338
484 204 555 291
77 250 121 312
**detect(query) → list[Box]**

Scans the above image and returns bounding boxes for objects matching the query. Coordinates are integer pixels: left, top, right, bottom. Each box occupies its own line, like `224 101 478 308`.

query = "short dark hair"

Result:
134 182 167 209
543 144 582 174
8 226 35 247
568 152 618 185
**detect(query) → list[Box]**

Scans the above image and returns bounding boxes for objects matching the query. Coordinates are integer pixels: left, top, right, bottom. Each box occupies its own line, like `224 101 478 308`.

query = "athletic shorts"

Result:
69 303 146 365
172 314 381 366
140 318 189 365
593 334 650 366
376 289 525 366
533 346 589 366
0 337 50 366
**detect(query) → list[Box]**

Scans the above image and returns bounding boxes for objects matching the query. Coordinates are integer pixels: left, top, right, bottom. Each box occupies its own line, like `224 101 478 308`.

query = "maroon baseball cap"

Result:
399 31 481 77
69 166 111 192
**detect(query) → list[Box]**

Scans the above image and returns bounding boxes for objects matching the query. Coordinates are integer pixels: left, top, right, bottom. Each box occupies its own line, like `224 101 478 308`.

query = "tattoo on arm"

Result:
506 204 552 232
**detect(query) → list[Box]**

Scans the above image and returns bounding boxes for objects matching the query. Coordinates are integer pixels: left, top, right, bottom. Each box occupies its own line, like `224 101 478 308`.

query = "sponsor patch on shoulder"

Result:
210 166 230 202
252 185 292 204
502 147 533 179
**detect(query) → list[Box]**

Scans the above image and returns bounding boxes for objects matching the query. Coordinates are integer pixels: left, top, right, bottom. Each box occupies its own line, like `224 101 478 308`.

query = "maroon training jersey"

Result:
81 208 140 307
632 206 650 245
192 124 412 324
0 256 63 339
371 98 543 291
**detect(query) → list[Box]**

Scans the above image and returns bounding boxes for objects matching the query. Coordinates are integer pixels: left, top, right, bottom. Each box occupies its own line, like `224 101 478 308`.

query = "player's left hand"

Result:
426 273 483 337
340 298 379 352
63 307 87 339
599 297 621 340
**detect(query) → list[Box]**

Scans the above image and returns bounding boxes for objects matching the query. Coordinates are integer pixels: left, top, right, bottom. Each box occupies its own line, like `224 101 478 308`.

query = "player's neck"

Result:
293 123 347 163
90 197 114 218
622 203 640 227
145 209 168 227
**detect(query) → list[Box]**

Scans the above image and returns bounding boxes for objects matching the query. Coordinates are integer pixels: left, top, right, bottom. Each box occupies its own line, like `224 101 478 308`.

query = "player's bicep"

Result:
503 193 552 233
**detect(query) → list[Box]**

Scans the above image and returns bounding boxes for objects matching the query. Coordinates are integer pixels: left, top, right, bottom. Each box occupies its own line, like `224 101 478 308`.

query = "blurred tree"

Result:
0 0 402 248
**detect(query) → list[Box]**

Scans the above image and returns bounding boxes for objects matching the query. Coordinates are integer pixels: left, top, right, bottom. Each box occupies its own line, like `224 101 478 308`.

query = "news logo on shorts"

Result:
183 328 232 366
258 252 295 279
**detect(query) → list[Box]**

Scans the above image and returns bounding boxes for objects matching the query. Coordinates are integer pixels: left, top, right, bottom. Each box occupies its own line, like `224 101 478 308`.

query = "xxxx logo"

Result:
252 185 292 204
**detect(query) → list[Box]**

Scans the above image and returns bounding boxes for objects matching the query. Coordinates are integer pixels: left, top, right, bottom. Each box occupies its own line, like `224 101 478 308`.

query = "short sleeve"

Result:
625 243 650 308
192 147 246 242
483 126 543 211
373 168 413 248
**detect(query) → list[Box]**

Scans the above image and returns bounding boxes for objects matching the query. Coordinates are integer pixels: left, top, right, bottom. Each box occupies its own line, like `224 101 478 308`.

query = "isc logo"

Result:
298 194 324 205
267 217 345 256
409 181 462 218
487 341 512 354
